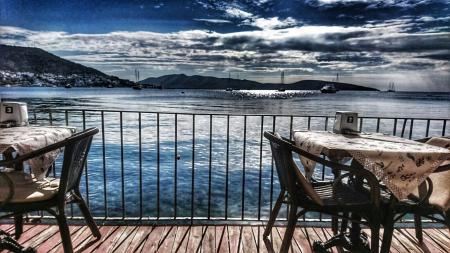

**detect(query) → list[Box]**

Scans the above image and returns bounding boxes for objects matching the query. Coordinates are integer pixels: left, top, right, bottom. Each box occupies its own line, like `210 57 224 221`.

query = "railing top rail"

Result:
31 108 450 121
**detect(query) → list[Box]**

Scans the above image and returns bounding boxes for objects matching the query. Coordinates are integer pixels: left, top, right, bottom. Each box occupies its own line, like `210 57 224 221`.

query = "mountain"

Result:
140 74 378 91
140 74 262 89
0 44 133 87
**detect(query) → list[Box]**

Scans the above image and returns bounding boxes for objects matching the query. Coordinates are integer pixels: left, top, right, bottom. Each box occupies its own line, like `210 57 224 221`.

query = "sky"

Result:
0 0 449 91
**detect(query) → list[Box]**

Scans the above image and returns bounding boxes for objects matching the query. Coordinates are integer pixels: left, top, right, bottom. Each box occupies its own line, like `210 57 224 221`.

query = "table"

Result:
0 126 74 179
0 126 73 253
293 131 450 251
294 131 450 200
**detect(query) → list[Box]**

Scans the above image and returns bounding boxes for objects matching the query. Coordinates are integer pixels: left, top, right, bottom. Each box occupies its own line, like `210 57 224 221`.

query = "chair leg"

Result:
55 208 73 253
340 213 349 234
13 215 23 240
280 204 298 253
332 216 339 235
413 214 423 243
370 219 380 253
380 218 394 253
264 191 285 238
76 197 101 238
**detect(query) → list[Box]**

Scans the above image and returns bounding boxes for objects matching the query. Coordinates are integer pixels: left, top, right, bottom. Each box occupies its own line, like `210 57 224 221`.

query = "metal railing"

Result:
28 108 449 225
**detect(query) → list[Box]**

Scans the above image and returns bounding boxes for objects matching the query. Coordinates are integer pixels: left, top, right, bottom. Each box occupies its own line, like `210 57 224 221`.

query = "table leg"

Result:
348 172 370 252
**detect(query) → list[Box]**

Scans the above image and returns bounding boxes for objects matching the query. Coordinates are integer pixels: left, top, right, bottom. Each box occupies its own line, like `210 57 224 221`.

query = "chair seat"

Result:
0 171 59 203
295 181 370 208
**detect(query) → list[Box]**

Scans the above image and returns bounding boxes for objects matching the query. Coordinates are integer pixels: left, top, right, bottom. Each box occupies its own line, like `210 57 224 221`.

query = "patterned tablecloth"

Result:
293 131 450 200
0 126 74 179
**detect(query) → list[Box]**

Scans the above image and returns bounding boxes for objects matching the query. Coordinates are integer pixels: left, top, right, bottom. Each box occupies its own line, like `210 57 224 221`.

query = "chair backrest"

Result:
422 136 450 211
264 132 324 206
58 128 98 196
0 172 14 206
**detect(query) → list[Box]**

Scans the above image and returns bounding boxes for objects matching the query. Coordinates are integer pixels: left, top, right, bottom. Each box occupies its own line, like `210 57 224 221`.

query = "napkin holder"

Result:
0 102 29 127
333 111 358 134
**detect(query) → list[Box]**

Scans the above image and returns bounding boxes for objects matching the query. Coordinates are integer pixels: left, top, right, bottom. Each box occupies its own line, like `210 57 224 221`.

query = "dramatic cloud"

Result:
1 0 449 90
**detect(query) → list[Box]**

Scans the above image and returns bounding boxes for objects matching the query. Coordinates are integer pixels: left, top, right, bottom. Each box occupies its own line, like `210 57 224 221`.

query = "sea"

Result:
1 87 449 219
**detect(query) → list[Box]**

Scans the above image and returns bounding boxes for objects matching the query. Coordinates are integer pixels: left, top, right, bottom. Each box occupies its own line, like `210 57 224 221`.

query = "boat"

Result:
132 84 142 90
320 84 337 93
225 88 233 91
132 69 142 90
65 84 72 88
107 84 113 88
278 71 286 92
387 82 396 92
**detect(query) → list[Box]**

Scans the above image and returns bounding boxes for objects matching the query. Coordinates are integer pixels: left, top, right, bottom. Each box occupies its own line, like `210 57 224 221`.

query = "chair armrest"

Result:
0 140 64 168
433 163 450 173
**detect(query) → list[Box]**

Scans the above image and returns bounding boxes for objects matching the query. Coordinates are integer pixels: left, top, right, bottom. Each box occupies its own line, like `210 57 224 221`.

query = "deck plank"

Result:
79 225 118 252
251 226 263 253
422 229 450 252
241 226 257 253
171 226 190 253
227 226 242 253
215 225 229 253
113 226 140 253
201 226 216 253
124 226 152 253
402 228 445 253
94 225 127 252
49 226 86 253
1 224 449 252
26 225 60 250
157 225 177 252
138 226 165 253
186 225 203 253
275 227 298 253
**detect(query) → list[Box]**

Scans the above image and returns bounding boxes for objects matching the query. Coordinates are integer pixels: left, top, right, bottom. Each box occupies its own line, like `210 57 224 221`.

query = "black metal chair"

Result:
0 127 101 253
380 136 450 252
263 132 382 253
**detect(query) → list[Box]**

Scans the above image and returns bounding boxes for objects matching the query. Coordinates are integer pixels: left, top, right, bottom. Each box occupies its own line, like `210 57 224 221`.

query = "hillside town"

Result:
0 70 127 87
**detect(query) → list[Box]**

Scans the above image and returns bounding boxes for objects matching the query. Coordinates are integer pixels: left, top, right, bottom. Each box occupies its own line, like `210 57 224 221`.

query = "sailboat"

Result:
387 82 396 92
132 69 142 90
278 71 286 92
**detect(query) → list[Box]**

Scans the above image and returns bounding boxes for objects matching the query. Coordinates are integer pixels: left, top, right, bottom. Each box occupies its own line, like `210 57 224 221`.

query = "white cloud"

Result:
224 7 254 19
193 18 232 24
246 17 298 30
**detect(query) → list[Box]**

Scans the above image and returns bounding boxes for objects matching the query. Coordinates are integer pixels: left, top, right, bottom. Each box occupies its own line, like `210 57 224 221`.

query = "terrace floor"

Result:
0 224 449 253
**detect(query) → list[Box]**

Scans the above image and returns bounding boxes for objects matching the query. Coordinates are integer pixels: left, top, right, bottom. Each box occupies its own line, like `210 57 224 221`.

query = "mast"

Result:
281 71 285 84
135 69 140 82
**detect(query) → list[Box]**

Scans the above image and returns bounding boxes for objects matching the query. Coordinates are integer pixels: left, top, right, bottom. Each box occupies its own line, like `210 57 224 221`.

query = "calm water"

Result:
1 87 449 219
1 87 449 117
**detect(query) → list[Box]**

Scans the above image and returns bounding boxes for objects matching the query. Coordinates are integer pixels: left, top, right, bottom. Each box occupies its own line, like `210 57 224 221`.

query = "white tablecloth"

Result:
0 126 73 179
294 131 450 200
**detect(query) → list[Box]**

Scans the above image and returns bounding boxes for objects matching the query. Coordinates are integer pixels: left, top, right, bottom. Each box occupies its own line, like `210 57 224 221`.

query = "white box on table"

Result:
333 111 358 134
0 102 29 127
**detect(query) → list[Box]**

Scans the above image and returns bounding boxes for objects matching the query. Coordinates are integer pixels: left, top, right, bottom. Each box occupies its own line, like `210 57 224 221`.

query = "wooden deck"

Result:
1 224 449 252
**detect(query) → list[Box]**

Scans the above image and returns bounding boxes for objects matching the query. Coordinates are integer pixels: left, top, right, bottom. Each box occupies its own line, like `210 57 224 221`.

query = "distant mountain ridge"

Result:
0 44 133 87
0 44 105 76
140 74 378 91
